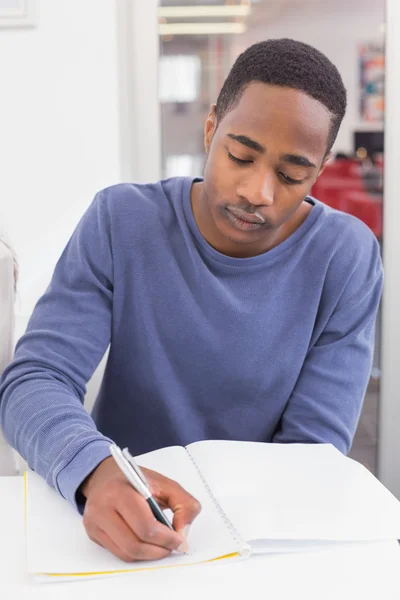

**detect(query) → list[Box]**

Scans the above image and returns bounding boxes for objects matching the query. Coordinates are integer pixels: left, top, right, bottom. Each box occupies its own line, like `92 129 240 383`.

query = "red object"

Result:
344 191 382 238
311 159 383 238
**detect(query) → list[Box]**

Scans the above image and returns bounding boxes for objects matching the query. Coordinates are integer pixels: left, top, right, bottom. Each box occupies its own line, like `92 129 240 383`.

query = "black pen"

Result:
109 444 174 530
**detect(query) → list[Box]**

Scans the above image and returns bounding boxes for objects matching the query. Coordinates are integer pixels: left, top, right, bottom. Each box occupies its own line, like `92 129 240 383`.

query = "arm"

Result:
0 187 201 561
0 191 114 507
273 234 383 454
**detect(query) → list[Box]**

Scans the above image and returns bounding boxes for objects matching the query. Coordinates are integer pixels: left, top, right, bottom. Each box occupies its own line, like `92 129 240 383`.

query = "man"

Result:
0 39 382 562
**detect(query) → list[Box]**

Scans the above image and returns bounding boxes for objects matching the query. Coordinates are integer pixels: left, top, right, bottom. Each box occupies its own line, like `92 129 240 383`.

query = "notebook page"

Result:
26 445 239 578
187 440 400 544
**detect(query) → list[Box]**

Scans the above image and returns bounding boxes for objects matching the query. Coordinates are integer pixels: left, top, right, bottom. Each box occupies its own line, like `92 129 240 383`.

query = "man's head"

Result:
215 38 347 155
193 38 348 258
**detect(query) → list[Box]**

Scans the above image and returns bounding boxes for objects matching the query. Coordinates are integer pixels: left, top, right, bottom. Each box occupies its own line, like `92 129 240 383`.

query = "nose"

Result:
240 171 275 207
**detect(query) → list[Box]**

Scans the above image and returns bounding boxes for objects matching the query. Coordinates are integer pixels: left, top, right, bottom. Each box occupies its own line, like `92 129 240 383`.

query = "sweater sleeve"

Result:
272 231 383 454
0 190 115 509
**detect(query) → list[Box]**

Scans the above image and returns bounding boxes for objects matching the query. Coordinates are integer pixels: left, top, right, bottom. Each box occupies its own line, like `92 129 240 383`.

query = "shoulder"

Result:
97 178 184 220
310 198 383 303
311 198 381 267
84 178 188 247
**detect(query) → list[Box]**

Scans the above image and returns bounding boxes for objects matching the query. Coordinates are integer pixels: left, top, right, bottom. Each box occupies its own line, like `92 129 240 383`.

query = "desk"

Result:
0 477 399 600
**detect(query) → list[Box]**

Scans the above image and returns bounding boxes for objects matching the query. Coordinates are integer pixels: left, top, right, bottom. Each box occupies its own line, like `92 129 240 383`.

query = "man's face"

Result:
201 82 332 253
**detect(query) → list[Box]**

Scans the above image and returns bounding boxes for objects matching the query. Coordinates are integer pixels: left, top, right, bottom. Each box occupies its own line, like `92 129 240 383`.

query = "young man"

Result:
0 39 382 562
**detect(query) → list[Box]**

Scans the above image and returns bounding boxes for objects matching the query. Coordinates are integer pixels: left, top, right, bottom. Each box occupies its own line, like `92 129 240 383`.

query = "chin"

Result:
218 221 267 245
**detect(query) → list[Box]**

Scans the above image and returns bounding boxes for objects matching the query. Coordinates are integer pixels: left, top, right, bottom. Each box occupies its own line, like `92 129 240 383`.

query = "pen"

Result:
109 444 174 530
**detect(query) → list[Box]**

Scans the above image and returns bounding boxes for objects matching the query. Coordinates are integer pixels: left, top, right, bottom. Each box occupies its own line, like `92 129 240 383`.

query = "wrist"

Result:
55 438 113 512
80 456 114 499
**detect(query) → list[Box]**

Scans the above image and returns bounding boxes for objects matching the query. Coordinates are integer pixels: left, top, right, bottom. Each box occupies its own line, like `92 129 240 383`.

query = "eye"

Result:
279 172 304 185
228 151 253 166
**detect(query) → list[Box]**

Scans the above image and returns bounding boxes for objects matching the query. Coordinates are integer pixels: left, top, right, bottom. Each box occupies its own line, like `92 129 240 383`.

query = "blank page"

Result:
26 445 238 579
187 441 400 544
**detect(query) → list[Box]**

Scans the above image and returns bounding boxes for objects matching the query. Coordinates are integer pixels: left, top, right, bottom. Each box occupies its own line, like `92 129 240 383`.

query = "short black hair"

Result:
216 38 347 153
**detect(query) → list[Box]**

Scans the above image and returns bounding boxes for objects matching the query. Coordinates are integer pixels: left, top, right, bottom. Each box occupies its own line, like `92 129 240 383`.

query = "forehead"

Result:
219 82 332 157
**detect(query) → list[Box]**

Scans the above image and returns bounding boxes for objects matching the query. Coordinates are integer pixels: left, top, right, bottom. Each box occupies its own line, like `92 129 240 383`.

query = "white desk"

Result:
1 476 399 600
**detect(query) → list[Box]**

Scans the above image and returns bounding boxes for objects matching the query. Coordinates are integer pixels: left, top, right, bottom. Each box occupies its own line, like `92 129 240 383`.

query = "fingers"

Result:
87 522 171 563
150 473 202 534
114 487 184 552
83 481 184 562
89 527 133 563
81 458 202 563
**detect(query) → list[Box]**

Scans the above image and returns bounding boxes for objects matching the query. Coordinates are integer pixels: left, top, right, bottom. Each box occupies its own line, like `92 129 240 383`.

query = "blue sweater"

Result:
0 177 382 508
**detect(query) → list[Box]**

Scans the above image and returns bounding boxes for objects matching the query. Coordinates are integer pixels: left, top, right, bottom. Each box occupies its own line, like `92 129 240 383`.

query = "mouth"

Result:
225 207 265 231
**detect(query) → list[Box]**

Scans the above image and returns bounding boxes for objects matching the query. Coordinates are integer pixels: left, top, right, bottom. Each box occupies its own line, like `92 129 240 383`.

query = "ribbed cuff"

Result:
56 438 113 512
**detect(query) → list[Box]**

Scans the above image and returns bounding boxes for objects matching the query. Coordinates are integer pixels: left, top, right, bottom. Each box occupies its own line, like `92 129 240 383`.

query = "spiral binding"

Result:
185 448 251 557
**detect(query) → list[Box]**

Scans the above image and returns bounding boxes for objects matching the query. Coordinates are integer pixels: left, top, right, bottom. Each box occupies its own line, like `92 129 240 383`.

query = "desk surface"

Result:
1 476 399 600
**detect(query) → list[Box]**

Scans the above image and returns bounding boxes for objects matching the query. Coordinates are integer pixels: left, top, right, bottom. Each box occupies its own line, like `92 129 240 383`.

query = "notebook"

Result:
25 440 400 581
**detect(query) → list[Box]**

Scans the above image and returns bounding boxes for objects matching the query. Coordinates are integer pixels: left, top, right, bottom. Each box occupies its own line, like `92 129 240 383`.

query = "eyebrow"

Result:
227 133 265 153
281 154 316 169
227 133 316 169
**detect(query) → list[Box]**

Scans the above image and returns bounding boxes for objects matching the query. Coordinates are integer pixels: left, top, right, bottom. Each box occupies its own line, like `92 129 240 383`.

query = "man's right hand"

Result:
80 456 201 563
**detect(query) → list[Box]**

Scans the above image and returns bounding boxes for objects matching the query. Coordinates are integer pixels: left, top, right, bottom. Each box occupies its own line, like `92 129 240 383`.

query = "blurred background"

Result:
1 0 398 491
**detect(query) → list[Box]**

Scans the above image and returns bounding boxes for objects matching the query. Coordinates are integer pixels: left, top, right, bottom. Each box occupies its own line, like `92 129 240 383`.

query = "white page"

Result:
188 440 400 544
26 445 239 578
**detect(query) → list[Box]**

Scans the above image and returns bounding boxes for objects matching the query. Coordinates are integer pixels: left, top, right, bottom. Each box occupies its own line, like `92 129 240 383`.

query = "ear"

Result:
204 104 217 154
317 151 333 178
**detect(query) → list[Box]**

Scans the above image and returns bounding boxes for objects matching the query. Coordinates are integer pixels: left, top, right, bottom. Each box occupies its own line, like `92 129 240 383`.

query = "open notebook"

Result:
25 441 400 581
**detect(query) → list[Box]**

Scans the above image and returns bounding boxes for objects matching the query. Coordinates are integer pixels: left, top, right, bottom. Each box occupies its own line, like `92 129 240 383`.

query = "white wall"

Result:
233 0 385 154
0 0 121 321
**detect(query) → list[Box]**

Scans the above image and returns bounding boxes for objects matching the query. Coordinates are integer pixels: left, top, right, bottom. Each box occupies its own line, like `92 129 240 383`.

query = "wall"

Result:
234 0 385 154
0 0 121 322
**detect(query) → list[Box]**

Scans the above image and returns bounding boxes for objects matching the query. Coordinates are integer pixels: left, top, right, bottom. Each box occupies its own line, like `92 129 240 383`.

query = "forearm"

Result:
0 190 118 507
273 299 378 454
0 367 112 508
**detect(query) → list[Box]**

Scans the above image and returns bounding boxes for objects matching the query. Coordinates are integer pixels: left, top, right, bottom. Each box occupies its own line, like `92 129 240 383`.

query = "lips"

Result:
226 206 265 225
225 207 265 233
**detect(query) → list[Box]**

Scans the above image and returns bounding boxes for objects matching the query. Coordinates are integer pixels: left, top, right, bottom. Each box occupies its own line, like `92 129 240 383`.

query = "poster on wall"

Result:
359 42 385 123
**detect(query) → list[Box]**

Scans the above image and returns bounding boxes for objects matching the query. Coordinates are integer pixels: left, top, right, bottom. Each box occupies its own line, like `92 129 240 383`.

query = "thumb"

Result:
171 498 201 536
155 479 201 534
144 468 202 534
